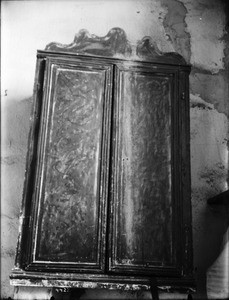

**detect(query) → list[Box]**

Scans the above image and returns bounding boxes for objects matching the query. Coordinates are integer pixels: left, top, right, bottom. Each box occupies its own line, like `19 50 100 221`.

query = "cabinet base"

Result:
10 268 195 294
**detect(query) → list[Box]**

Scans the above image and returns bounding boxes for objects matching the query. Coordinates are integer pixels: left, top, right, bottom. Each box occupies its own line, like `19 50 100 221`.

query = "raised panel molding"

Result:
10 29 194 296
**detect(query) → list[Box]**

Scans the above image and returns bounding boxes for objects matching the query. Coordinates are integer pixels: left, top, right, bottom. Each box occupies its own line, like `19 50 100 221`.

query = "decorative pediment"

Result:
45 27 187 65
45 28 132 57
136 36 186 65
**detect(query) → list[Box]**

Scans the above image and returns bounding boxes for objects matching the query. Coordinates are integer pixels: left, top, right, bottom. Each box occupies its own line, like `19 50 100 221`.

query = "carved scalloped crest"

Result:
136 36 187 65
45 28 132 57
45 28 187 65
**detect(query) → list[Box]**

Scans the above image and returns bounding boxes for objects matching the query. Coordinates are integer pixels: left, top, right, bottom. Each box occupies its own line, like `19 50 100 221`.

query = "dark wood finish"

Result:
34 59 112 269
11 29 193 293
14 57 46 270
36 63 106 264
179 70 193 278
110 64 178 275
10 268 195 292
15 56 114 273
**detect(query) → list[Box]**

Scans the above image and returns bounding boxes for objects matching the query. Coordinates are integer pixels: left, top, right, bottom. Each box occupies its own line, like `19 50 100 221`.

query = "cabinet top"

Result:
43 27 189 67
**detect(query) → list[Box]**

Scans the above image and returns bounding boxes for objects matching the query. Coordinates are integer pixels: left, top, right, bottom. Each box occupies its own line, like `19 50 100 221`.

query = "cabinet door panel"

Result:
110 65 178 274
29 58 112 271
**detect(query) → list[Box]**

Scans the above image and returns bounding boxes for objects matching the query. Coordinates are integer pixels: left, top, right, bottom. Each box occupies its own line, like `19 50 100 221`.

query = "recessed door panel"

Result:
110 65 177 274
30 59 113 271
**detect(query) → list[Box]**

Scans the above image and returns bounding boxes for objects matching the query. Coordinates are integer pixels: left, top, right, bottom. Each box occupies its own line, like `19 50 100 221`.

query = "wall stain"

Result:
190 70 229 116
190 94 214 110
160 0 191 63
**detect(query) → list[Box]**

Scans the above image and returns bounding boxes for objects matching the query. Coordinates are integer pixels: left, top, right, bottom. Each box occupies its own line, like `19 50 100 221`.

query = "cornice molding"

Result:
45 28 187 65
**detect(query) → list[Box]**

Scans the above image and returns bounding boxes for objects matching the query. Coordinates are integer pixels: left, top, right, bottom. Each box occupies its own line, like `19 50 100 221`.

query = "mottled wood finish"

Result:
45 28 132 58
10 269 195 292
17 57 113 273
37 66 105 263
11 28 193 293
111 66 174 273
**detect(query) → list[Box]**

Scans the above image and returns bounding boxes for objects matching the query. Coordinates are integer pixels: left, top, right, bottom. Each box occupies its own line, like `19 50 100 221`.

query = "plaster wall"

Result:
1 0 228 299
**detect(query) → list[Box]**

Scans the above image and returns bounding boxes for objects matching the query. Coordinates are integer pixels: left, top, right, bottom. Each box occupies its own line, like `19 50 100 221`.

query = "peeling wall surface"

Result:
1 0 228 299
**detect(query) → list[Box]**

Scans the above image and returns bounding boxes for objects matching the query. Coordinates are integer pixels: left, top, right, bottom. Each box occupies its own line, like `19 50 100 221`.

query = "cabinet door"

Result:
25 57 113 272
110 63 181 276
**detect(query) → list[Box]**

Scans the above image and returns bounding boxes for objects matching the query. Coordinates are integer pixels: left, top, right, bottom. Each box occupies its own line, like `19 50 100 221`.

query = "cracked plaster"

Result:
190 70 229 115
190 94 228 201
160 0 191 63
180 0 226 74
1 1 229 299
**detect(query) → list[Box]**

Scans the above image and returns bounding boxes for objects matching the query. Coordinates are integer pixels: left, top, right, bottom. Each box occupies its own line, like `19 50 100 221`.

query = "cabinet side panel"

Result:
112 67 175 272
14 57 46 269
34 64 106 265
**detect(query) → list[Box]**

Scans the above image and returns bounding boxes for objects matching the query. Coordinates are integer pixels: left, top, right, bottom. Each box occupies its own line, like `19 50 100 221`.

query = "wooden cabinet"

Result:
10 29 194 293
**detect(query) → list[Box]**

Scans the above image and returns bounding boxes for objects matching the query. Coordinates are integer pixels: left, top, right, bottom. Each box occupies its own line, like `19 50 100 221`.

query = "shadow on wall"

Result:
197 204 229 299
190 97 229 300
191 204 229 300
206 204 229 300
